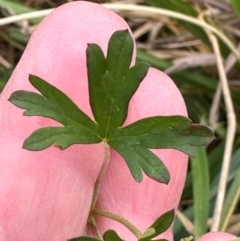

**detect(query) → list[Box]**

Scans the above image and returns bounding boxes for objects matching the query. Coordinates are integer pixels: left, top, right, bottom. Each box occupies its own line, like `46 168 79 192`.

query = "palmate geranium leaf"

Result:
108 141 170 183
110 116 212 157
9 75 101 150
87 30 149 138
108 116 213 182
9 29 214 184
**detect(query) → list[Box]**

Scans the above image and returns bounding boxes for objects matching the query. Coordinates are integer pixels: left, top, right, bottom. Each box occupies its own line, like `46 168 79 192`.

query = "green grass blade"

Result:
191 147 209 238
219 164 240 230
230 0 240 18
144 0 210 46
210 148 240 200
137 50 217 93
0 0 41 24
0 0 34 14
144 0 230 56
137 51 240 109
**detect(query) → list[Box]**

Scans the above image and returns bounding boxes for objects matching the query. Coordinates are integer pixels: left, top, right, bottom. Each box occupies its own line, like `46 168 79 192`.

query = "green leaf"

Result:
144 0 230 57
139 210 175 240
9 75 101 150
0 0 42 24
140 228 155 240
68 237 100 241
87 30 149 138
109 141 169 183
23 127 99 150
68 230 125 241
106 30 133 80
151 240 168 241
191 147 209 238
230 0 240 18
10 30 214 184
109 116 213 183
0 0 34 14
139 227 168 241
29 75 97 129
219 161 240 230
0 66 12 92
103 230 125 241
111 116 213 157
144 0 210 46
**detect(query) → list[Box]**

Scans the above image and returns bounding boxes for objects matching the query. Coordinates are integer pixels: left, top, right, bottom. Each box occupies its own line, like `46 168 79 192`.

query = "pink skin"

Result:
0 2 193 240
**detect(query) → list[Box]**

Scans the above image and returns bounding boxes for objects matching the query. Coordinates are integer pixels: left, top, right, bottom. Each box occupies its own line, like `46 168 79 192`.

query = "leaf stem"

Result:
92 208 143 239
89 216 103 240
91 142 110 209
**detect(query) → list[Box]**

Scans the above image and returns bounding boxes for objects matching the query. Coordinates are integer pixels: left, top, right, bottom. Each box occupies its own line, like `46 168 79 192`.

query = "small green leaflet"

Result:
68 230 125 241
68 237 100 241
9 77 102 150
68 210 174 241
87 30 148 139
9 29 214 184
139 209 174 241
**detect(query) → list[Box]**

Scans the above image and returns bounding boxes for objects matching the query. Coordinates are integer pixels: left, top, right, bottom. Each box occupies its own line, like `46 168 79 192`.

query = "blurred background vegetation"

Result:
0 0 239 240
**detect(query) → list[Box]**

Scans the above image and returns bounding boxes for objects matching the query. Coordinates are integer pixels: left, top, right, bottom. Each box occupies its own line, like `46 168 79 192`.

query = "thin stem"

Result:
0 4 239 60
0 9 53 25
91 142 110 209
221 188 240 231
176 210 194 235
92 208 142 239
89 216 103 240
205 28 237 232
102 4 239 59
209 82 222 130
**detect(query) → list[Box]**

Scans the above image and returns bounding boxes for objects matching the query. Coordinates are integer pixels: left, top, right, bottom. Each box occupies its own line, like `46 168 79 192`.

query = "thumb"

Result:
0 2 130 240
